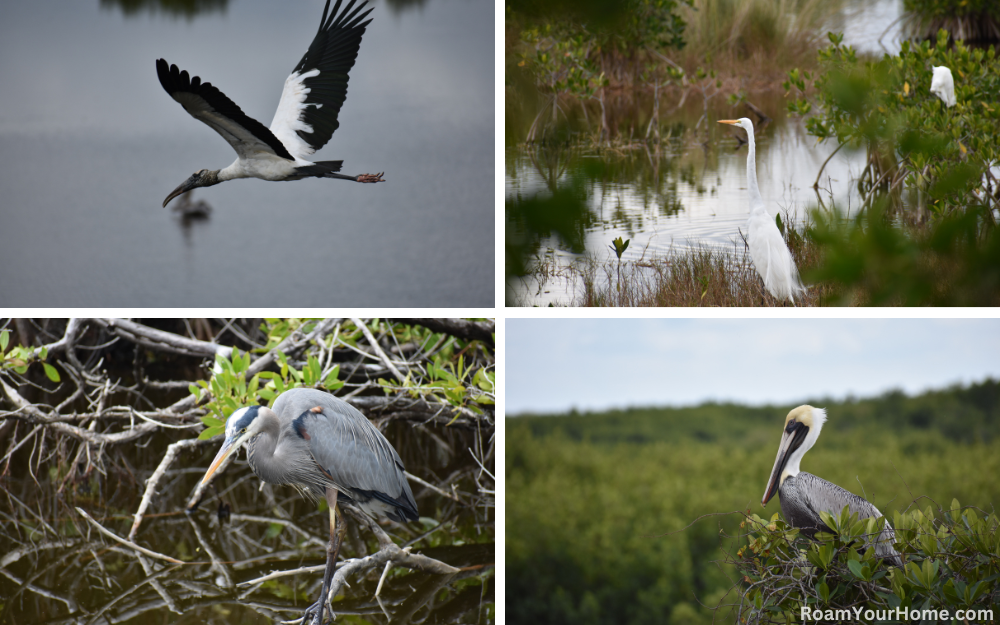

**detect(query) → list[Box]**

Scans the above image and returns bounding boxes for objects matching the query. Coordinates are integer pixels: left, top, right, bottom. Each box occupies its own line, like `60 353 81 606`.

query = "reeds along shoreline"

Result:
508 0 834 93
577 225 826 307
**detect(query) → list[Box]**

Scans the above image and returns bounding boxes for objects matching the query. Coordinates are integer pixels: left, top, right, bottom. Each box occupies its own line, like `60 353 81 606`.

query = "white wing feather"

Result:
269 69 322 161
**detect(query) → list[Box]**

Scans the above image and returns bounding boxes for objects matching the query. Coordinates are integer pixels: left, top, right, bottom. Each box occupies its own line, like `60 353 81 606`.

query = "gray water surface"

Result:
0 0 493 307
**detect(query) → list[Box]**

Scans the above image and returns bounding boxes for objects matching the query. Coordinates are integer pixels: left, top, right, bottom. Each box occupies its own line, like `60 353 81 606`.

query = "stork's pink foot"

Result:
357 172 385 183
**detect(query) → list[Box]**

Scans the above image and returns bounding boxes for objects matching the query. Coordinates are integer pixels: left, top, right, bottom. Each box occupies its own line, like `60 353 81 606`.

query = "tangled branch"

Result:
0 318 494 624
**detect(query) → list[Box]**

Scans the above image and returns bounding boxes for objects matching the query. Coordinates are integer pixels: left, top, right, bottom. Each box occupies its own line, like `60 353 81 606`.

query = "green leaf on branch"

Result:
43 363 60 383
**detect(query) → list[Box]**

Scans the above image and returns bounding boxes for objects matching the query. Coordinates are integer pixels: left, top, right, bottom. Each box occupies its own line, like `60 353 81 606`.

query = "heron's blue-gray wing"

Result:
268 0 373 159
273 388 417 522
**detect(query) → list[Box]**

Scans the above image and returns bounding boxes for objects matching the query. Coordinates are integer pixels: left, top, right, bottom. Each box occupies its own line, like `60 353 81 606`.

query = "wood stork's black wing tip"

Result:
155 58 294 161
156 59 191 97
155 58 172 92
286 0 376 154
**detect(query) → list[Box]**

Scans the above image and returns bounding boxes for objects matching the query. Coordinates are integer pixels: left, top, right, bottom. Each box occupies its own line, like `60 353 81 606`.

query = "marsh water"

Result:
0 0 493 307
505 0 906 306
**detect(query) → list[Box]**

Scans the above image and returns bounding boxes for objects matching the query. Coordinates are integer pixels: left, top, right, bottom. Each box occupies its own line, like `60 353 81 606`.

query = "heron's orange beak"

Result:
200 435 240 485
718 119 739 125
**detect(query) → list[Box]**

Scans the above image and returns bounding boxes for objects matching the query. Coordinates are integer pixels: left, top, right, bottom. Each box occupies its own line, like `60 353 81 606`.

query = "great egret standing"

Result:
157 0 385 209
719 118 805 305
762 405 902 567
198 387 418 625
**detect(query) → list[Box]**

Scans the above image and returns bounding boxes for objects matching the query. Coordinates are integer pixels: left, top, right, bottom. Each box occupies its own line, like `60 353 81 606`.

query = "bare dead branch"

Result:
0 317 493 624
350 318 407 382
93 318 233 360
76 507 184 564
404 470 463 503
130 437 211 540
385 318 495 345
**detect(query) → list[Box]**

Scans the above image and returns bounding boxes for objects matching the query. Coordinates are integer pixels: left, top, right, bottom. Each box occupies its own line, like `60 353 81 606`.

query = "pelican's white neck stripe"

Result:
782 407 826 482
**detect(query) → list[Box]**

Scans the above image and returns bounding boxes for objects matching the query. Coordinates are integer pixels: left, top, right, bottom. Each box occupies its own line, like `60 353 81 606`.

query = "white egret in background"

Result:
930 66 956 107
719 118 805 305
930 66 998 210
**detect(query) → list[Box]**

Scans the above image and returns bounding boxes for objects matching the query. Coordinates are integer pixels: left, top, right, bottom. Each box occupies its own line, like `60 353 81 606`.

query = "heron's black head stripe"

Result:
230 405 260 434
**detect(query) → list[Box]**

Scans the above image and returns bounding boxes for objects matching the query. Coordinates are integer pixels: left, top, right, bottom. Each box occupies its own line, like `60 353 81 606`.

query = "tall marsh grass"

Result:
577 214 827 306
679 0 833 71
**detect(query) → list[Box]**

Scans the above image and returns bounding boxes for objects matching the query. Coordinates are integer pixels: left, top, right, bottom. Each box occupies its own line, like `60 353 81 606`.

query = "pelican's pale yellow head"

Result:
761 405 826 506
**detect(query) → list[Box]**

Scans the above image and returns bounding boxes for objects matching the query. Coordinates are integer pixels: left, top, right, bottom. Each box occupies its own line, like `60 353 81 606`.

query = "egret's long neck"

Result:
745 127 764 209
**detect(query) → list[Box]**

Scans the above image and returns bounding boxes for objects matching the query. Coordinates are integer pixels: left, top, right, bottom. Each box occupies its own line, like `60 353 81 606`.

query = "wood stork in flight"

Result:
156 0 384 208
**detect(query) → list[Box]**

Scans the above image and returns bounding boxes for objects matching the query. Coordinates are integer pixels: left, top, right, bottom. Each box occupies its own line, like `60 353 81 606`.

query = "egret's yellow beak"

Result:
718 119 739 125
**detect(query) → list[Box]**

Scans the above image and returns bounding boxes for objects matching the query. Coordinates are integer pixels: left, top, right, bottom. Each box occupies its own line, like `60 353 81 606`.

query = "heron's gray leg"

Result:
305 488 343 625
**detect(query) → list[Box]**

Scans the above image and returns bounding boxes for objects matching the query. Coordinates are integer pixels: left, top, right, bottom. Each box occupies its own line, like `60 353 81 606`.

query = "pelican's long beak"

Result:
761 421 809 506
200 432 248 485
718 119 739 125
163 173 201 208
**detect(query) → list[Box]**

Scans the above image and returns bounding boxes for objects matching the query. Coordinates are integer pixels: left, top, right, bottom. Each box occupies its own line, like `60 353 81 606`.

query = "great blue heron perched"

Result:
762 406 902 567
199 387 418 625
156 0 385 209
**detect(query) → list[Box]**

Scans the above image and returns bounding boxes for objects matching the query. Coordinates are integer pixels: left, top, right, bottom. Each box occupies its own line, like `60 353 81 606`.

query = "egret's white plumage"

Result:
719 117 805 305
930 66 956 107
156 0 384 208
930 66 999 211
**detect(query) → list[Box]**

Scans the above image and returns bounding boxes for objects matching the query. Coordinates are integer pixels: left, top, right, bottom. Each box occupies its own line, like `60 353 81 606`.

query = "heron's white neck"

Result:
745 125 764 210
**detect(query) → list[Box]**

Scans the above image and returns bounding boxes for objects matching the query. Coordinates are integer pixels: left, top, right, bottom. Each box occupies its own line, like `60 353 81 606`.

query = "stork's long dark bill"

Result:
163 174 200 208
761 422 809 506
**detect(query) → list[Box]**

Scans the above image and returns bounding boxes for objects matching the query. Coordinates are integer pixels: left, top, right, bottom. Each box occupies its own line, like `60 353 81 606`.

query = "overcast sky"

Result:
506 318 1000 414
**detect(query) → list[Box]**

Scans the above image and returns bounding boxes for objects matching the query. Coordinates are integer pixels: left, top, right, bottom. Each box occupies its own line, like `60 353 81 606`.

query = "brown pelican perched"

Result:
762 406 902 567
